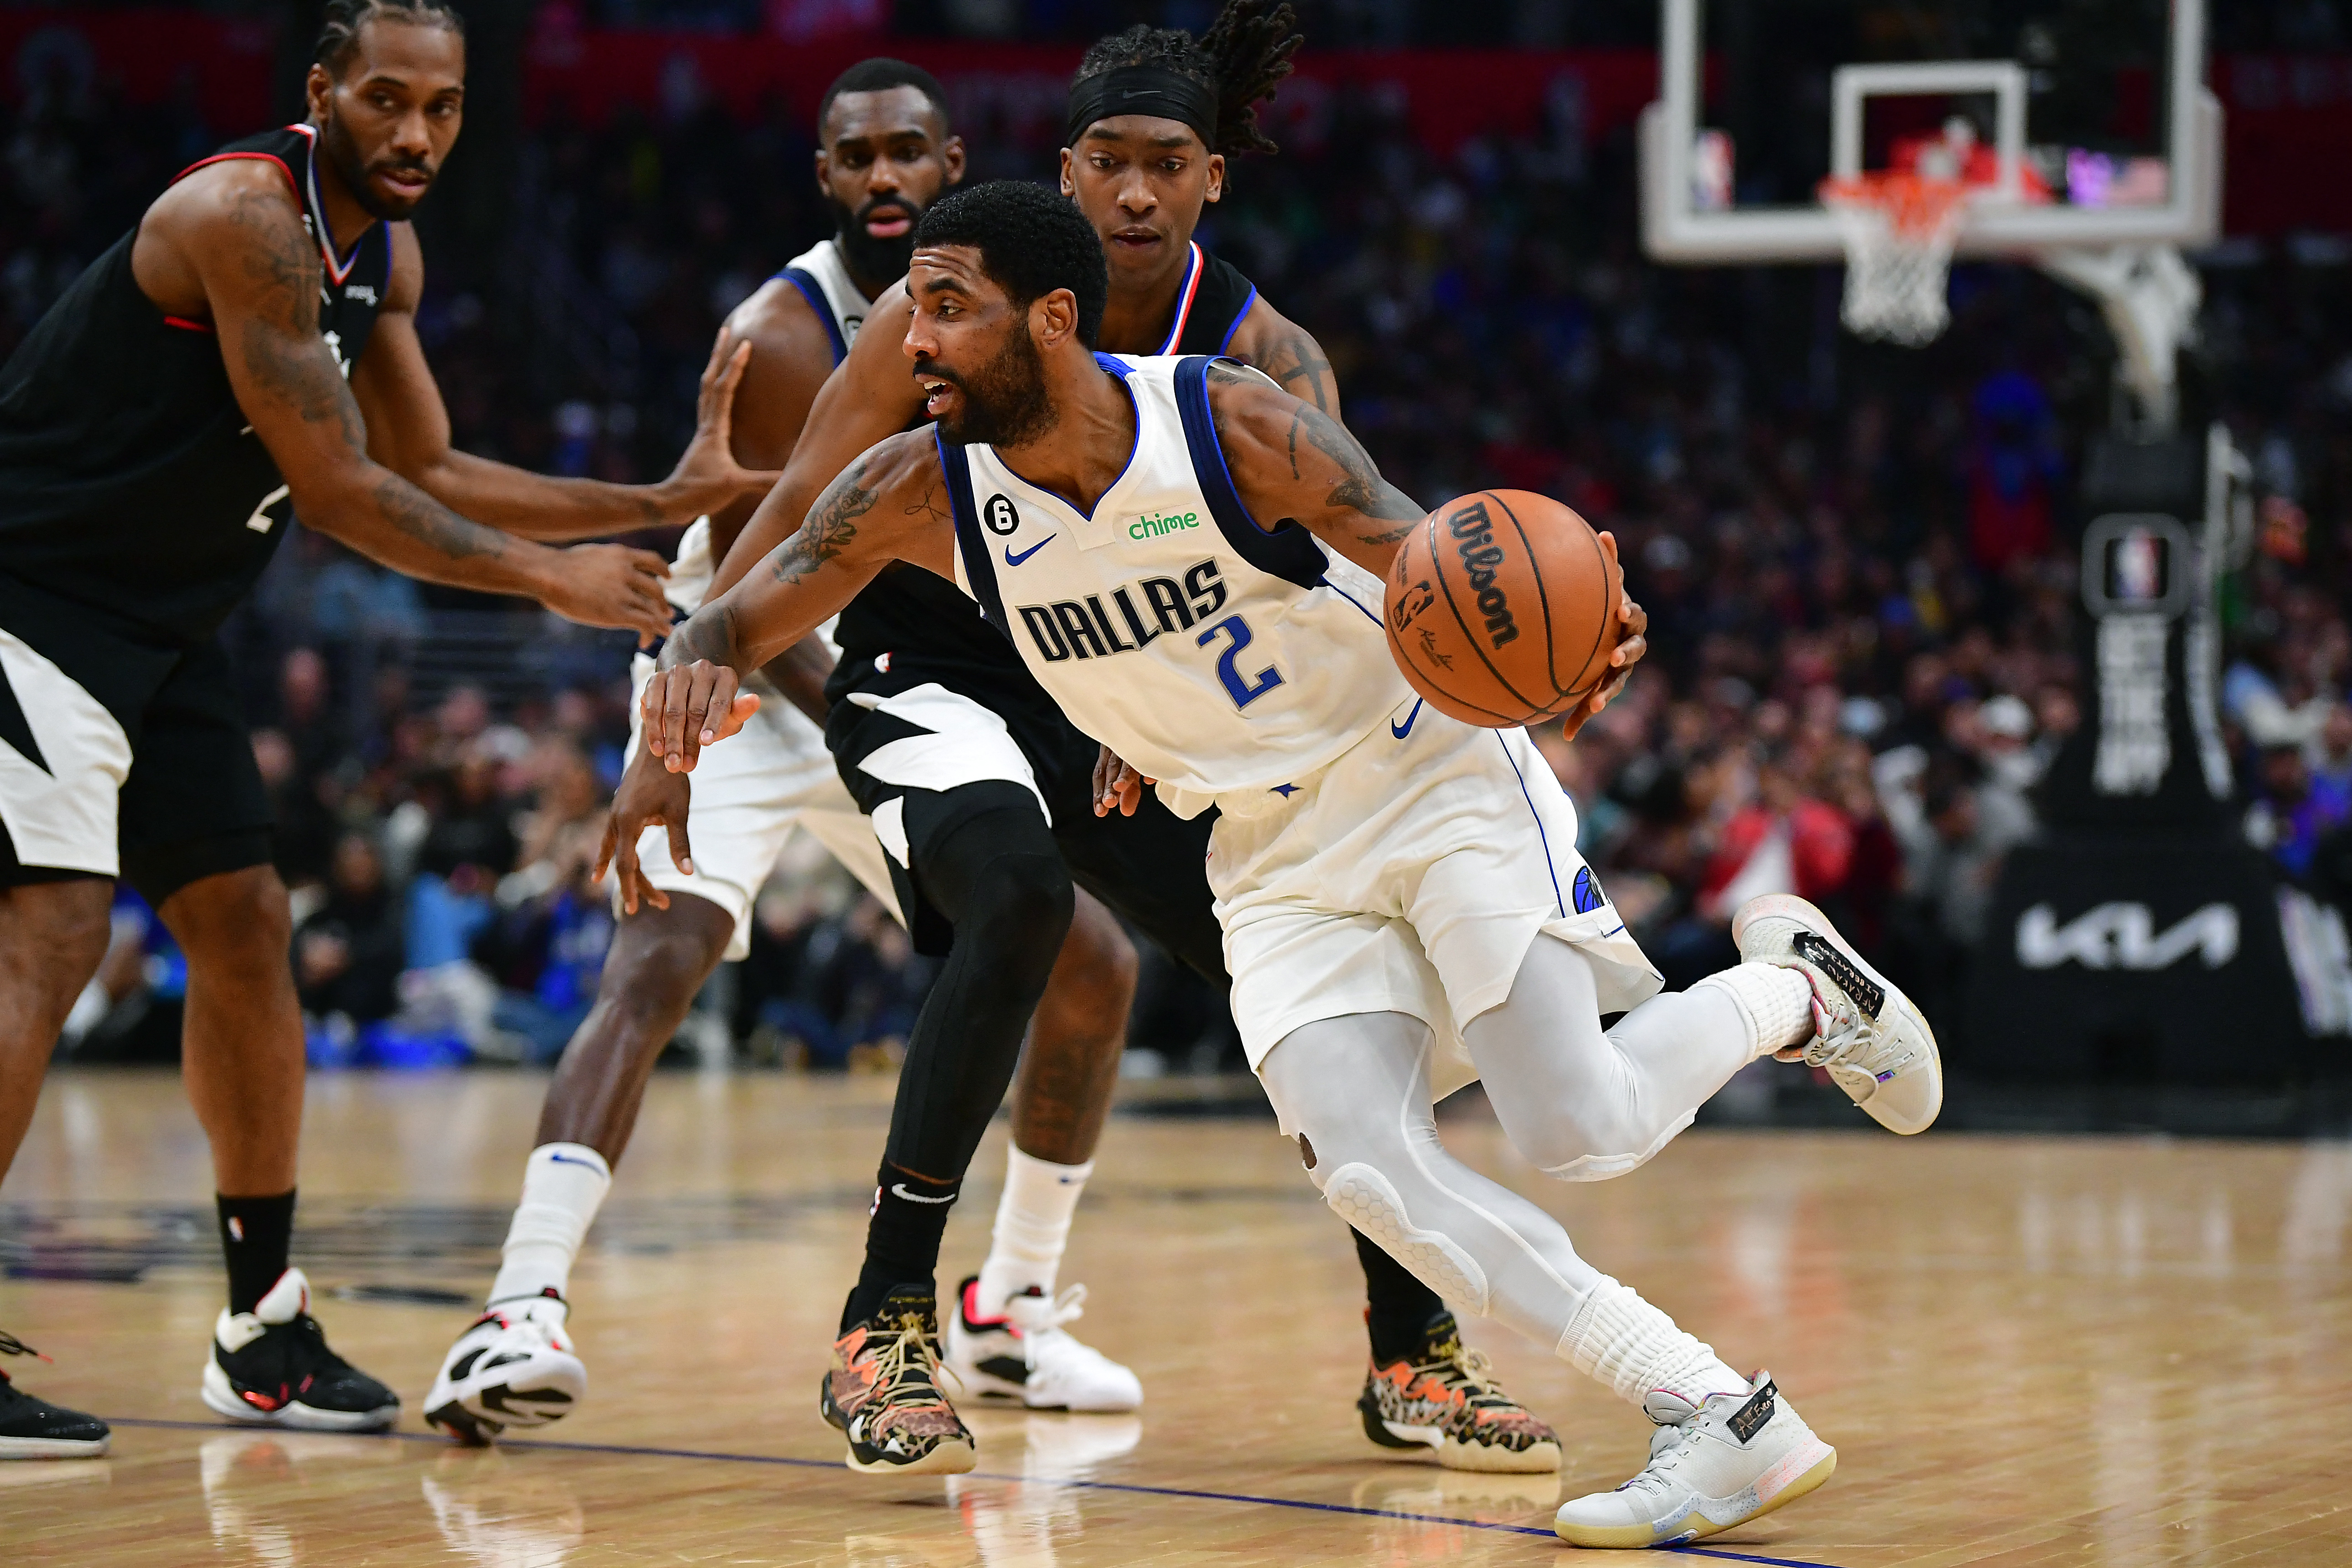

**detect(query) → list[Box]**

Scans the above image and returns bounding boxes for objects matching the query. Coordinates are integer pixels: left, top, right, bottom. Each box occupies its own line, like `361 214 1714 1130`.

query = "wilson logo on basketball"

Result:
1446 501 1521 649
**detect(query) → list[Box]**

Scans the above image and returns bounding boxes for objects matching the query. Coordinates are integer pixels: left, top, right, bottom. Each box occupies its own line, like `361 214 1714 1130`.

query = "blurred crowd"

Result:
10 16 2352 1070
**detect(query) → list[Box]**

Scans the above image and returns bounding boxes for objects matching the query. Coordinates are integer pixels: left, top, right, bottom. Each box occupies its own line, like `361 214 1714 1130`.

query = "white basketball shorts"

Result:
623 654 900 961
1205 698 1662 1102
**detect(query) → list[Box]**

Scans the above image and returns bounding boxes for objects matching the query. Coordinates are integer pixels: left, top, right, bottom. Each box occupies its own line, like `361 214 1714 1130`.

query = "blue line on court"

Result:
100 1416 1844 1566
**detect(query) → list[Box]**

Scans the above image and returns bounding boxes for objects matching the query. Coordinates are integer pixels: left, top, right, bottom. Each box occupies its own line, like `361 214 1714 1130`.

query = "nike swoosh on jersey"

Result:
547 1151 601 1169
1004 535 1057 567
890 1184 957 1204
1390 699 1425 740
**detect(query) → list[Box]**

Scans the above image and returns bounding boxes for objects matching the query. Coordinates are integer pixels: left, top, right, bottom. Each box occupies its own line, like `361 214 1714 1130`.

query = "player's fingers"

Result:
665 812 695 878
718 690 761 742
1119 769 1143 818
1610 630 1648 669
659 665 695 767
1597 529 1621 569
613 823 642 915
697 328 731 395
593 815 618 886
629 547 671 577
1093 745 1114 806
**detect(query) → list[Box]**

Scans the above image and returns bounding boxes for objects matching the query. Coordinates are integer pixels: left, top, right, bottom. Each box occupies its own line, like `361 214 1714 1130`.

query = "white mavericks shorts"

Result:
1205 698 1662 1104
624 653 900 961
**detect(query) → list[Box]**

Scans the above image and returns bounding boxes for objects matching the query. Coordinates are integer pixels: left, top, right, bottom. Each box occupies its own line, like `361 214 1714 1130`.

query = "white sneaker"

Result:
944 1276 1142 1413
423 1290 587 1444
1733 893 1943 1134
1553 1372 1836 1548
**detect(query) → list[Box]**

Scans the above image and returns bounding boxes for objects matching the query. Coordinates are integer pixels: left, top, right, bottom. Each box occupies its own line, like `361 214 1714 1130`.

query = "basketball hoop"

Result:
1819 172 1972 347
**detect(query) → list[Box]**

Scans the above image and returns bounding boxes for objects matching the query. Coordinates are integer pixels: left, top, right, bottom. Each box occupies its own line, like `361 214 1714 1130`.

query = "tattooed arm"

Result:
1223 295 1341 418
130 160 673 641
643 428 955 768
706 281 929 601
1203 360 1423 574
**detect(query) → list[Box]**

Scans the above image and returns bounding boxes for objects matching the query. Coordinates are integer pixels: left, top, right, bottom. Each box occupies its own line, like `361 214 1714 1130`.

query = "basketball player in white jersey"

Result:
621 182 1943 1544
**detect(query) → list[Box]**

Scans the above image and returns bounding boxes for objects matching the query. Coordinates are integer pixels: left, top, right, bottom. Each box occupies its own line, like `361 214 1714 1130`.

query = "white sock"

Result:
1556 1275 1748 1409
487 1143 611 1305
972 1145 1093 1314
1695 963 1817 1056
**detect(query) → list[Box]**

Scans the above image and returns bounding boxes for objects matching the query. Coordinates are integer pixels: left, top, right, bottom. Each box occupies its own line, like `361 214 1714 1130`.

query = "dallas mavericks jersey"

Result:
666 238 869 616
0 123 390 641
944 354 1412 802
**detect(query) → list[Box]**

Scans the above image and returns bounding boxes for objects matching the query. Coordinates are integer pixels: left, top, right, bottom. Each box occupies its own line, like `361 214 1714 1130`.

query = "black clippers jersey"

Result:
0 124 392 641
826 243 1261 714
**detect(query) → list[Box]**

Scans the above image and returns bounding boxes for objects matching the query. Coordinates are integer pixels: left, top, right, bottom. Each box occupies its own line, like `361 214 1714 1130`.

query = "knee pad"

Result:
1320 1162 1490 1315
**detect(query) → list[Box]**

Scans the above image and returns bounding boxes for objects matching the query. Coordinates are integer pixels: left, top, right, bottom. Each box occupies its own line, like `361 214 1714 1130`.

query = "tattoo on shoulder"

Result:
226 185 370 450
1257 332 1335 413
771 455 878 586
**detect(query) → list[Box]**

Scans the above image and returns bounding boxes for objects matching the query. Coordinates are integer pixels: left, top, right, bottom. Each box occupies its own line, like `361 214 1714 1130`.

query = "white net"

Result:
1820 174 1971 347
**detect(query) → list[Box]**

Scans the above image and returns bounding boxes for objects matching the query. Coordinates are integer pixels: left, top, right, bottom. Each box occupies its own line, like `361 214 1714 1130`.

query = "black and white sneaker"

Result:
0 1333 109 1459
423 1289 586 1444
199 1268 399 1432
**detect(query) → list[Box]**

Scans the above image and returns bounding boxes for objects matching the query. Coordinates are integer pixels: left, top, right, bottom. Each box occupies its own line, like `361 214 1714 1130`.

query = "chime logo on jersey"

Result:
1015 558 1230 663
983 494 1021 536
1129 508 1201 540
1445 498 1521 649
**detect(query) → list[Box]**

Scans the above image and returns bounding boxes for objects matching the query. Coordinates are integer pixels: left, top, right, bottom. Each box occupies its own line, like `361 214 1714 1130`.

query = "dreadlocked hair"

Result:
1073 0 1304 157
313 0 466 75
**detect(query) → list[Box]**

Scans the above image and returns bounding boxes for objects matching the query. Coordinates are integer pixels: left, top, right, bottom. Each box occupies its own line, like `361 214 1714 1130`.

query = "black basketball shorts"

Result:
827 678 1227 983
0 575 272 904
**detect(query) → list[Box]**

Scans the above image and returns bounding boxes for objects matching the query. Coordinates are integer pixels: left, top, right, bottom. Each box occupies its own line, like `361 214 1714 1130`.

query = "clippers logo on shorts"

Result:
1726 1380 1777 1444
1793 932 1883 1019
1445 499 1520 650
983 495 1021 536
1015 558 1229 664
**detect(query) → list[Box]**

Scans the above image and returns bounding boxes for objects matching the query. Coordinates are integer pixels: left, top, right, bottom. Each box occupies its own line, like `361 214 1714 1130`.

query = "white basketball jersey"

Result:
668 238 872 617
946 354 1414 803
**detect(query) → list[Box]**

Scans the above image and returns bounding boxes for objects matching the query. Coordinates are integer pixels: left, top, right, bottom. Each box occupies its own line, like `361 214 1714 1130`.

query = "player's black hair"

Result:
913 181 1109 348
312 0 466 76
1072 0 1303 157
819 57 952 136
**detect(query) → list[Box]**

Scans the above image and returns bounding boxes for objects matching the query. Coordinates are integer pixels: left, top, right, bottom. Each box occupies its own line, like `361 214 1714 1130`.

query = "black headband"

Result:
1066 66 1218 152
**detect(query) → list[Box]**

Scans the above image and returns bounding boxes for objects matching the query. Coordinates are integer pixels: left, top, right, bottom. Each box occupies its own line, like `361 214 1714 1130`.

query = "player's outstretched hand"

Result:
596 748 695 914
663 331 784 516
1093 744 1155 818
642 659 759 773
544 542 675 646
1559 531 1648 742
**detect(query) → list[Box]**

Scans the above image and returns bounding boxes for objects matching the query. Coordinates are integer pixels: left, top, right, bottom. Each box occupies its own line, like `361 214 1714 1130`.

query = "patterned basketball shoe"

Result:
423 1289 588 1444
820 1286 975 1475
200 1269 399 1432
1733 893 1943 1134
1357 1312 1560 1473
0 1333 109 1459
1553 1371 1836 1548
944 1277 1143 1413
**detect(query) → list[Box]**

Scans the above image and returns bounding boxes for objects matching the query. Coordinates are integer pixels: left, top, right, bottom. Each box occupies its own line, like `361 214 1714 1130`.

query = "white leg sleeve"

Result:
1461 936 1763 1182
1259 1010 1744 1409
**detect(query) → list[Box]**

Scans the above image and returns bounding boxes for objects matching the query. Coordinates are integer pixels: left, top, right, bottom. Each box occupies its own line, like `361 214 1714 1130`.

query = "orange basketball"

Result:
1383 490 1622 729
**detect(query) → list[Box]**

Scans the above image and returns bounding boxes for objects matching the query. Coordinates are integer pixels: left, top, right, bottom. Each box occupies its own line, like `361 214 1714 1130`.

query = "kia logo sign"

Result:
2016 902 2239 971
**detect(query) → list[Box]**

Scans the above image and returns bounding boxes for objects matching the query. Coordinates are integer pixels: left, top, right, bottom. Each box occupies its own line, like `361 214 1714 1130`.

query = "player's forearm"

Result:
299 466 562 599
709 466 822 600
411 448 684 540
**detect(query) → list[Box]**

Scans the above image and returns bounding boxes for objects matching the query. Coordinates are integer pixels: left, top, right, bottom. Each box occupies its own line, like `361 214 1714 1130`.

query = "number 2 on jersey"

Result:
1197 615 1284 709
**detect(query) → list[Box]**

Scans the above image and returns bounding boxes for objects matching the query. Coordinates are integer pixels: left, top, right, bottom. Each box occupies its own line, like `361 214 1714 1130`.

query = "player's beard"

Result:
930 327 1056 447
319 109 436 222
832 194 921 288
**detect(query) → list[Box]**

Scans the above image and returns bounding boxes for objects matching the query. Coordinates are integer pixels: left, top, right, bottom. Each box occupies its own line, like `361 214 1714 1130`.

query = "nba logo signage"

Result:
2077 513 2196 799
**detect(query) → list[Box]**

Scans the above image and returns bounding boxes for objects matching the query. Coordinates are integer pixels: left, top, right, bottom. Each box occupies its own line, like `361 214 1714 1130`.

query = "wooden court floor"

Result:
4 1068 2350 1566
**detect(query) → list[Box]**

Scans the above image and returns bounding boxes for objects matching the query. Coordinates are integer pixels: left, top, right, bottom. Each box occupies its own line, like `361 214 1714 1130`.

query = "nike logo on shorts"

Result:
547 1151 600 1169
1390 699 1424 740
1004 535 1056 566
890 1184 956 1204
